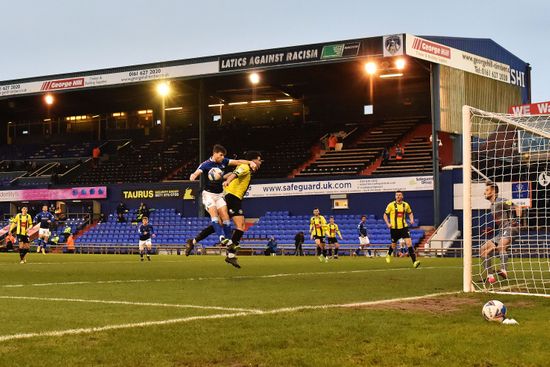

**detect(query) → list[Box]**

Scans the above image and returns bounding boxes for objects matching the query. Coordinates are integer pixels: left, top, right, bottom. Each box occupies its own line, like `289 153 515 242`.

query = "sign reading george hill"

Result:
219 42 360 71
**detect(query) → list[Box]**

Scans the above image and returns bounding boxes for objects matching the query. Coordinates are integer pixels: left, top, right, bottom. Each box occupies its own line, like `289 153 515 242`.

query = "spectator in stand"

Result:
395 144 404 161
265 236 278 256
382 147 390 165
92 146 101 168
135 202 150 223
336 135 344 151
66 234 75 253
327 134 338 151
62 224 72 242
294 231 305 256
116 202 128 223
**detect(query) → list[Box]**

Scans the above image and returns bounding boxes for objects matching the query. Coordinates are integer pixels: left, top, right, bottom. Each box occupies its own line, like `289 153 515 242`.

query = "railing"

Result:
426 214 460 254
28 162 55 176
60 158 91 178
2 211 91 226
421 239 464 258
0 170 26 178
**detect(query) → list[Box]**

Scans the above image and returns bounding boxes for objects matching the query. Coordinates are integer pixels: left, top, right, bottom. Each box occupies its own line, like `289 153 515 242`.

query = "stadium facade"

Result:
0 34 531 226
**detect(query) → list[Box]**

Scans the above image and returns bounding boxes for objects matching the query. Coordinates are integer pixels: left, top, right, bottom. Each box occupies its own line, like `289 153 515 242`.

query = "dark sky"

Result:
2 0 548 101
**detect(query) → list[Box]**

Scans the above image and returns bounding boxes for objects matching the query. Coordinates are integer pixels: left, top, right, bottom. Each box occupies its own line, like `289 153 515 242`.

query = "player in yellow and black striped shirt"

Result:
310 208 328 262
223 151 262 254
326 216 343 259
10 206 33 264
383 191 419 268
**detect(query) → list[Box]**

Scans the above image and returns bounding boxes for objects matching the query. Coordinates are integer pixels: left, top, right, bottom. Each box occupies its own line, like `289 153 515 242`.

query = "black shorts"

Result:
327 237 338 244
17 234 29 243
313 235 325 243
390 228 410 243
225 193 244 218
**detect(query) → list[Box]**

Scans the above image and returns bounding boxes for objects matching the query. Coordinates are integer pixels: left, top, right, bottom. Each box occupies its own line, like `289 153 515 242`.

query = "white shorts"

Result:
39 228 51 237
359 236 370 245
139 239 152 251
202 191 227 210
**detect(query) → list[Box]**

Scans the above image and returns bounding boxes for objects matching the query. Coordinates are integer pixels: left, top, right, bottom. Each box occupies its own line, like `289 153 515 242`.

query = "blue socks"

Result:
211 217 224 239
222 220 232 239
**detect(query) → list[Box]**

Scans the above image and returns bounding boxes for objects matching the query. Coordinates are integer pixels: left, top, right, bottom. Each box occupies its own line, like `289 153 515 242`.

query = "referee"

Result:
383 191 420 268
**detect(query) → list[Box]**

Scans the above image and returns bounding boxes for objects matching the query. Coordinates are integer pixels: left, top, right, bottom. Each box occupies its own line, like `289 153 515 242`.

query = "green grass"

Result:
0 254 548 366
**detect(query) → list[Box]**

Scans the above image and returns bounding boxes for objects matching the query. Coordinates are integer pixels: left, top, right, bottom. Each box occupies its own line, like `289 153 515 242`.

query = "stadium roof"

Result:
0 33 529 100
422 36 528 70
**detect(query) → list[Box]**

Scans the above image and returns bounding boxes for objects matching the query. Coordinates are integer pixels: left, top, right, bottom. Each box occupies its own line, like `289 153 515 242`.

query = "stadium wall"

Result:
98 179 438 224
0 175 458 226
0 174 461 225
439 65 522 134
238 171 460 225
243 190 435 224
102 182 200 217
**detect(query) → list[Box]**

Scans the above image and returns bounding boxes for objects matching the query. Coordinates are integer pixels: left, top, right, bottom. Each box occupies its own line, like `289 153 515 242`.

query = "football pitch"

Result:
0 254 548 367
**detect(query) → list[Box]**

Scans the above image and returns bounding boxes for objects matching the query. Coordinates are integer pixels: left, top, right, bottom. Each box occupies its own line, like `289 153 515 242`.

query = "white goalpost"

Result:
463 105 550 296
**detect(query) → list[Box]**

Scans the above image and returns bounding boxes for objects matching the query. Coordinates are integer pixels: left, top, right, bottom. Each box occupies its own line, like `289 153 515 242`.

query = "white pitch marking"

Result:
0 296 260 313
257 291 462 314
488 290 550 298
0 312 251 342
2 279 178 288
0 266 459 288
0 291 460 342
0 260 191 266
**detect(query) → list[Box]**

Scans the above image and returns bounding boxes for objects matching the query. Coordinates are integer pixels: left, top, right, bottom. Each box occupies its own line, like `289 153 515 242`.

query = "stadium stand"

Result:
0 141 98 162
371 136 433 175
75 209 424 255
0 140 102 187
75 208 218 252
297 119 419 176
170 125 321 180
48 217 88 244
244 211 424 254
0 118 436 186
66 138 196 185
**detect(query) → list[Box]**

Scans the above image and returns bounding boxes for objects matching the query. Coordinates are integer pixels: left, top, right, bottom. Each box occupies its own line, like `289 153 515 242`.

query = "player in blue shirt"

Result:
357 215 373 257
138 216 156 261
34 205 55 254
186 145 256 266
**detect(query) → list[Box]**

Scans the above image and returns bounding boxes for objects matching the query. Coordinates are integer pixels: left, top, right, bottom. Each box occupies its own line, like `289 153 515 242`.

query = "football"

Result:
482 300 507 322
208 167 223 181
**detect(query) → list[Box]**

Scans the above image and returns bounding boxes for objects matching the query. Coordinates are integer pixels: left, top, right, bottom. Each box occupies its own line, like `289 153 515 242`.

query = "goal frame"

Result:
462 105 550 294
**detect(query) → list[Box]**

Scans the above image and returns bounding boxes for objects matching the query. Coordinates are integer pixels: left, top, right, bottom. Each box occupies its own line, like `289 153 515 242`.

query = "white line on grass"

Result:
0 260 190 267
1 266 460 288
0 312 251 342
0 296 260 313
2 279 178 288
0 291 460 342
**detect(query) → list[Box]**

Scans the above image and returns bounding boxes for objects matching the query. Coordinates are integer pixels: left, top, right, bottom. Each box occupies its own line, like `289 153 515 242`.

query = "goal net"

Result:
462 106 550 296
